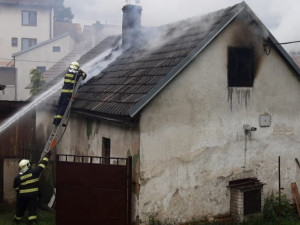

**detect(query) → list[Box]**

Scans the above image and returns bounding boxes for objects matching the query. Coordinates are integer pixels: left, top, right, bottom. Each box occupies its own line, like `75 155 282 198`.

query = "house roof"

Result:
12 33 70 57
54 22 82 41
70 1 300 124
0 0 53 7
43 35 121 86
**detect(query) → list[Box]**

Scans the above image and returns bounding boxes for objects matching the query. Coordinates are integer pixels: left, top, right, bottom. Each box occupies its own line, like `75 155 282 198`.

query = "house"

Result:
36 2 300 224
0 0 56 100
0 0 54 64
8 33 77 101
0 0 120 101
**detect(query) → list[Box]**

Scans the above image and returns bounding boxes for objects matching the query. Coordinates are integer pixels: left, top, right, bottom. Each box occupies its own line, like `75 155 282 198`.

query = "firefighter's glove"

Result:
45 151 51 159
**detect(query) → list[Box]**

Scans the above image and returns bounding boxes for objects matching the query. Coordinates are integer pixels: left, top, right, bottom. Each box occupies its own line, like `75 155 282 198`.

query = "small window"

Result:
244 189 261 215
22 11 37 26
21 38 37 50
228 47 254 87
102 137 111 164
12 38 18 47
52 46 61 52
36 66 46 73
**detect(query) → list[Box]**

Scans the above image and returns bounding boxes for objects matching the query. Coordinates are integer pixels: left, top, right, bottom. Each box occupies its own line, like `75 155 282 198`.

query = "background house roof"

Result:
69 2 300 124
12 33 71 57
44 35 121 86
54 22 83 41
0 0 53 7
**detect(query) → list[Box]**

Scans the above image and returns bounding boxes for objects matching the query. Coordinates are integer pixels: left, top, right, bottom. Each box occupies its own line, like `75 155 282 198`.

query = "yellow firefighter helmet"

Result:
70 61 80 70
19 159 30 171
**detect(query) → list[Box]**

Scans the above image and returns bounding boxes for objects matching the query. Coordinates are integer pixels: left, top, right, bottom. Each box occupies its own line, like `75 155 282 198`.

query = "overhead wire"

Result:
277 40 300 45
0 57 59 64
0 40 299 64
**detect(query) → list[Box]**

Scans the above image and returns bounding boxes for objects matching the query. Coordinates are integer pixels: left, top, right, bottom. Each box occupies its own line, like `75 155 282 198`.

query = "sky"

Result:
64 0 300 52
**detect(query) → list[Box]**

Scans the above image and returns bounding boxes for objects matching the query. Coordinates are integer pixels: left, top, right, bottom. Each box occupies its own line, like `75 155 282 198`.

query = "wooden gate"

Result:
56 155 132 225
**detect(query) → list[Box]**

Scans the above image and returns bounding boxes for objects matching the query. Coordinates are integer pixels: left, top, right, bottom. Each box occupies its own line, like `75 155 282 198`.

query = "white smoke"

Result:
81 39 123 82
65 0 300 52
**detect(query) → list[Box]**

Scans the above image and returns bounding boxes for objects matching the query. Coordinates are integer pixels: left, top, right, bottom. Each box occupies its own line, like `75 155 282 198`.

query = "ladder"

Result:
39 76 83 163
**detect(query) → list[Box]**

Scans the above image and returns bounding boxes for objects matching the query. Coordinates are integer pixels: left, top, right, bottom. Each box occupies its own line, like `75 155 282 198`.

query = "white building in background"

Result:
12 34 76 100
0 0 54 66
0 0 55 100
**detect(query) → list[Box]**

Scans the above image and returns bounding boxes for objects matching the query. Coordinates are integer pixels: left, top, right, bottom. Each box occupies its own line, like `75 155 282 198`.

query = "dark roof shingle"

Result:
72 3 244 122
71 2 300 123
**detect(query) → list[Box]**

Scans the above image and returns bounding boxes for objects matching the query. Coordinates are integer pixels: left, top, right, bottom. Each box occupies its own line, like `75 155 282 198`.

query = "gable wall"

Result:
14 35 76 100
138 19 300 223
0 5 52 60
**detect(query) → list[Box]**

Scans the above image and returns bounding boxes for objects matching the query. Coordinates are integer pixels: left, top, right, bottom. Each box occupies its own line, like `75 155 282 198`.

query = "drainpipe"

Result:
49 6 53 38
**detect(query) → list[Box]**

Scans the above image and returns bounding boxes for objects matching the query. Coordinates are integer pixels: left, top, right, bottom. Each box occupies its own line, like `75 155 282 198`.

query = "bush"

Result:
263 192 296 221
148 215 175 225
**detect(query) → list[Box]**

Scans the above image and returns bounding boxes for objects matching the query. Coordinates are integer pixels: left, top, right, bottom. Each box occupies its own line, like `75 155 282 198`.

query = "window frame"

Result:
102 137 111 164
21 38 37 51
227 46 255 87
243 189 262 215
52 46 61 52
22 10 37 26
36 66 46 73
11 37 18 47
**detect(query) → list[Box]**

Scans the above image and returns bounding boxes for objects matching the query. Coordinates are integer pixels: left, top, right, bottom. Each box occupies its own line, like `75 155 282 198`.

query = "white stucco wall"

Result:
0 5 53 60
54 116 136 158
3 159 19 204
138 21 300 223
14 35 76 100
0 85 15 100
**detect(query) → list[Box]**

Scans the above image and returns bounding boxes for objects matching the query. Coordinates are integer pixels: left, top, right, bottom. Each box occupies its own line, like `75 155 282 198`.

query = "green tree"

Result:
30 68 45 96
54 0 74 23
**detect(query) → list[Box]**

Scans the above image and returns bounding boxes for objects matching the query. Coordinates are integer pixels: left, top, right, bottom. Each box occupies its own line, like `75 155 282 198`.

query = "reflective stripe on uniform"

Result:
14 215 22 220
43 157 49 161
64 79 76 83
65 73 74 78
61 89 73 93
54 115 63 119
38 164 46 169
28 215 37 220
20 173 32 180
21 178 39 186
19 188 39 194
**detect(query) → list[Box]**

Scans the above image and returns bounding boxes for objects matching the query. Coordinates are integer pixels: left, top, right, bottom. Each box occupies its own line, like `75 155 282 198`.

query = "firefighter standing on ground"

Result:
53 61 87 126
13 152 51 224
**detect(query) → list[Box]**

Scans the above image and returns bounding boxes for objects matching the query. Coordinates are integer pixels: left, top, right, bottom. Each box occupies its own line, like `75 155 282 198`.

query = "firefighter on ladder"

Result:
13 152 51 224
53 61 87 126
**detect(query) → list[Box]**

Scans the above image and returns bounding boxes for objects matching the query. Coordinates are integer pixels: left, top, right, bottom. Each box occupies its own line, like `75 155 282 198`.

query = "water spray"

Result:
0 40 123 134
0 80 63 134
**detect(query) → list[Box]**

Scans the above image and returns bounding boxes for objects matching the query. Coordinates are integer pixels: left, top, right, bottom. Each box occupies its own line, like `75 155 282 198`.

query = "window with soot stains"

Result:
228 47 254 87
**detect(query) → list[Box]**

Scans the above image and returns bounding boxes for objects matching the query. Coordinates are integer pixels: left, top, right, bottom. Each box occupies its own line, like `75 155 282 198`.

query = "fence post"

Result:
127 156 132 225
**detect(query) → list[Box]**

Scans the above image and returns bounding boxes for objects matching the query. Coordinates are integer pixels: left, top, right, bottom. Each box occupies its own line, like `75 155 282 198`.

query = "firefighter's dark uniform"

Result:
13 157 49 224
53 68 86 126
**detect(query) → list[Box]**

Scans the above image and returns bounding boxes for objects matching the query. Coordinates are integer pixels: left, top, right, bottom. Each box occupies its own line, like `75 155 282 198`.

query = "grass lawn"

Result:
0 203 55 225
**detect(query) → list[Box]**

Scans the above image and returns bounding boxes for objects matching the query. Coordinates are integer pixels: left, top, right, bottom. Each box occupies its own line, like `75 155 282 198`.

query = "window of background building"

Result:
36 66 46 73
22 11 37 26
53 46 61 52
21 38 37 51
228 47 254 87
11 38 18 47
102 137 111 164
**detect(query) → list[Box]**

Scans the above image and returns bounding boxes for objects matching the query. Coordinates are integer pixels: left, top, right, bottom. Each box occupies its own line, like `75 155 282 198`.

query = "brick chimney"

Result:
122 4 142 47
